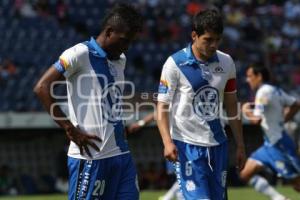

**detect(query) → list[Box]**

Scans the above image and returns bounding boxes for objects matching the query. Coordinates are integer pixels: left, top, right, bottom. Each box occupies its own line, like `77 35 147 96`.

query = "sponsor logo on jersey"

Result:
193 86 219 121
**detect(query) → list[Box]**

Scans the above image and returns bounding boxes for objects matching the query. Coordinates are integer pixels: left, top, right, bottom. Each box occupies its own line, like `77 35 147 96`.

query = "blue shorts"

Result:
174 140 228 200
68 153 139 200
250 132 300 179
166 161 175 174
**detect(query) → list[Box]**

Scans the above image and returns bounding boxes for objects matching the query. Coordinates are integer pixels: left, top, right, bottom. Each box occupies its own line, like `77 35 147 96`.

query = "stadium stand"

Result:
1 0 299 111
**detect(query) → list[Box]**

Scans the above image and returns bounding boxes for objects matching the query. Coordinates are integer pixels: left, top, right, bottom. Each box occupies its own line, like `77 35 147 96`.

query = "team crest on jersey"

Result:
158 80 169 94
185 180 196 191
193 86 219 121
101 83 123 123
213 66 225 73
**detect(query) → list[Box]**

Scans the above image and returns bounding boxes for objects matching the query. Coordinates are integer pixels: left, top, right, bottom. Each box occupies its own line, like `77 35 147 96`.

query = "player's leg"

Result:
158 181 180 200
67 156 118 200
240 159 263 182
173 140 211 199
208 142 228 200
240 146 288 200
279 132 300 173
115 153 139 200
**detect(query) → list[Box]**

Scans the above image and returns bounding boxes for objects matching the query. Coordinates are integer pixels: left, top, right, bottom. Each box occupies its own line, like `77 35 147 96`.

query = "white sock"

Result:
161 181 180 200
249 175 286 200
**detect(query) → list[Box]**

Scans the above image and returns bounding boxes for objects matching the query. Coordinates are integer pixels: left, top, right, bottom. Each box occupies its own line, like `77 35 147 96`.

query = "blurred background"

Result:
0 0 300 197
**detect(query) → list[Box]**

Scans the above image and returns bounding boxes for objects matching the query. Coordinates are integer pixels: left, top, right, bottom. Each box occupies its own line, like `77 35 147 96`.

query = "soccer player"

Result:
156 9 246 200
34 4 143 200
240 64 300 200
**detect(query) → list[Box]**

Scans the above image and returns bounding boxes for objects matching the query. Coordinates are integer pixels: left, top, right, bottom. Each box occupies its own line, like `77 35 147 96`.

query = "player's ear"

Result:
105 26 114 38
191 31 197 42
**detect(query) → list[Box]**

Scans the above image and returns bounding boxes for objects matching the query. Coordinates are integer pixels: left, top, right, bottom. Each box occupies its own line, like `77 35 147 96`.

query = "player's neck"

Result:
96 36 106 51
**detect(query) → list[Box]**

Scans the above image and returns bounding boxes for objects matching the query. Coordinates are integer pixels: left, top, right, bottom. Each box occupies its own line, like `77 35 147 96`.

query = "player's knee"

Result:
239 171 251 183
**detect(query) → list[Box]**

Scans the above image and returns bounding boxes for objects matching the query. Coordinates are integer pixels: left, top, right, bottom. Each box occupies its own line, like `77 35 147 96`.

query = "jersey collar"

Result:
89 37 107 58
186 43 219 65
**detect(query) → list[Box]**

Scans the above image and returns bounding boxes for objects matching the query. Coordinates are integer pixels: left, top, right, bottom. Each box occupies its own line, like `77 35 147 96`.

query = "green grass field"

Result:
0 187 298 200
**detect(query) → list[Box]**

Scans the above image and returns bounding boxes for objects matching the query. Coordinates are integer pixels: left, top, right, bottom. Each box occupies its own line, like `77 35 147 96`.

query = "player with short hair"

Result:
34 4 143 200
156 9 246 200
240 64 300 200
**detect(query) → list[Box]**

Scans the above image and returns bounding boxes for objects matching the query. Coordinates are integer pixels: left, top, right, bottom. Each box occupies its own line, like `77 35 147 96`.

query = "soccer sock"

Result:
249 175 285 200
161 181 180 200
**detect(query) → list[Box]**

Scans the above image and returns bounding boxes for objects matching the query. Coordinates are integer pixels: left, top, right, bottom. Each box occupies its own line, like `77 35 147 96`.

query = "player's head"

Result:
246 64 270 90
191 9 223 60
99 3 143 60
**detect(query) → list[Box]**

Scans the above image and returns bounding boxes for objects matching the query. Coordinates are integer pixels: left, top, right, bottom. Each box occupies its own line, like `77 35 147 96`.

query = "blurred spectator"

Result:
55 0 69 25
14 0 37 18
284 0 300 20
186 0 204 16
2 59 17 77
35 0 51 18
292 68 300 86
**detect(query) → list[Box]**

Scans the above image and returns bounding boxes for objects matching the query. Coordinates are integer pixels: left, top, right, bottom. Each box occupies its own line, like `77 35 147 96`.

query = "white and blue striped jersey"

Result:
253 84 296 144
157 44 237 146
54 37 129 160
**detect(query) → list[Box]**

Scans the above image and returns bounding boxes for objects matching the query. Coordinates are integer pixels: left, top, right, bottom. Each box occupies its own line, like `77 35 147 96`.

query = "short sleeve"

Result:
224 57 237 93
157 57 178 104
53 44 86 77
253 89 270 117
280 89 296 106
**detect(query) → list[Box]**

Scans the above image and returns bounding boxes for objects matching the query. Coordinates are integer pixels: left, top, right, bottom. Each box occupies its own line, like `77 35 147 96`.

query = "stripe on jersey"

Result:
171 46 226 144
83 38 128 152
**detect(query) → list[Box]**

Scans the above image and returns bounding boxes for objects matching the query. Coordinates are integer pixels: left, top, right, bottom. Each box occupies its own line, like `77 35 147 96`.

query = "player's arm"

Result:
34 48 101 158
156 57 178 162
224 92 246 170
34 66 71 129
242 102 262 125
127 112 155 134
157 102 178 162
284 100 300 122
224 57 246 170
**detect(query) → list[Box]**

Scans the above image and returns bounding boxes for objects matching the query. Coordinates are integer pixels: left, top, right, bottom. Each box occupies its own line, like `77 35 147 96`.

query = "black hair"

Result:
248 64 270 82
101 3 143 34
192 9 223 35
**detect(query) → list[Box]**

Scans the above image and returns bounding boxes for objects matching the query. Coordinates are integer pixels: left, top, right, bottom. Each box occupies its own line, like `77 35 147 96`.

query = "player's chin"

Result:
206 51 216 58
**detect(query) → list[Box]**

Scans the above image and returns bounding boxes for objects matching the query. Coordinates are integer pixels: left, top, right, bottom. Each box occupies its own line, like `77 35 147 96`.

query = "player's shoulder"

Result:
169 47 189 67
257 84 275 96
62 42 89 58
216 50 234 65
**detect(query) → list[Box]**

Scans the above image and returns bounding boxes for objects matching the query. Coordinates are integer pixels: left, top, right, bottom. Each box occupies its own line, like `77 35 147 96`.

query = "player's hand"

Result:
65 126 102 158
236 144 246 171
242 102 252 114
127 123 142 134
164 142 178 162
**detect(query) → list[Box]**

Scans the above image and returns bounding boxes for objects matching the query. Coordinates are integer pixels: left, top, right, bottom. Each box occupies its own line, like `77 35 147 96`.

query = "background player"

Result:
156 9 246 200
34 4 143 200
240 64 300 200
